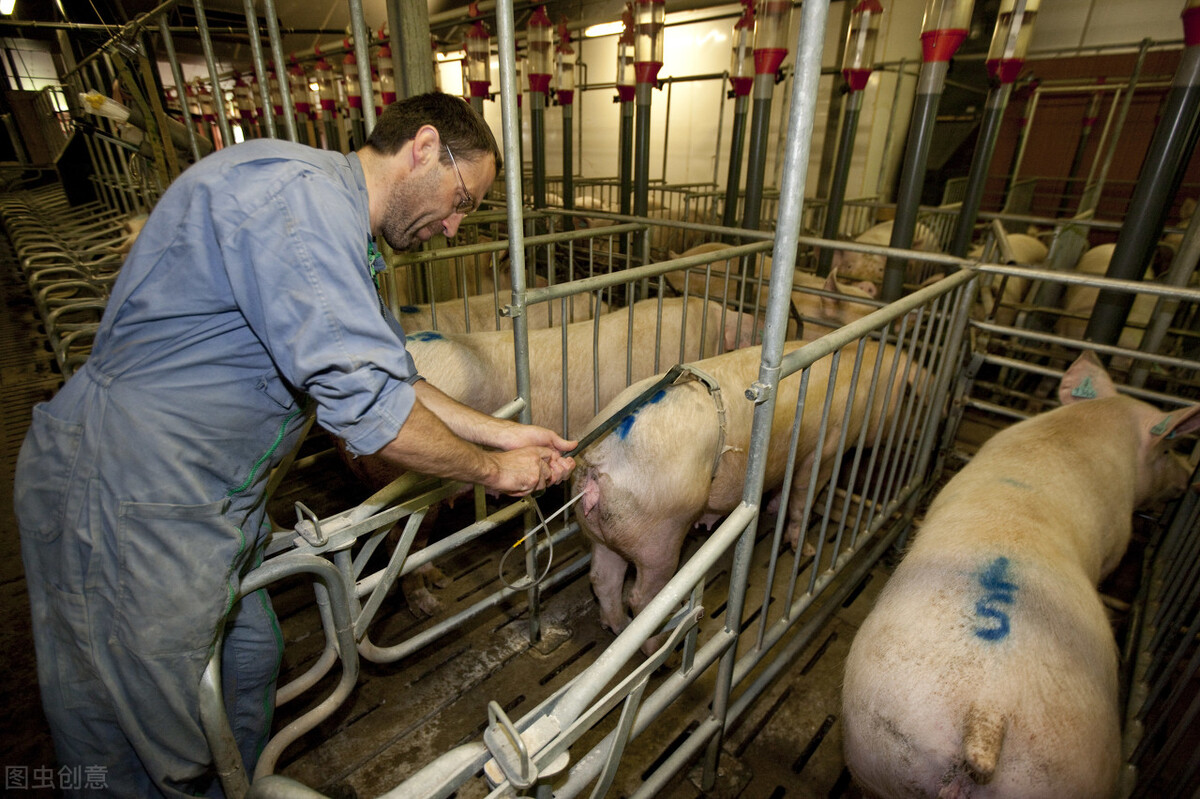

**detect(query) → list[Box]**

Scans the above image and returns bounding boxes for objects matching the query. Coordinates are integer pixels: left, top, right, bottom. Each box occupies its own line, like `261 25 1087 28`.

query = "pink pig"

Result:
842 350 1200 799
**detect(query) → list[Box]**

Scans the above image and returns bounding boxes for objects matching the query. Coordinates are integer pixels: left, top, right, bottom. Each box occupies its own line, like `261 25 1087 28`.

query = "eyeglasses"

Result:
444 144 475 215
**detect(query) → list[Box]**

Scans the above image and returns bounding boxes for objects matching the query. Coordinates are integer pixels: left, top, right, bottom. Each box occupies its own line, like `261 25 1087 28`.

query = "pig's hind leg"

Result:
589 541 633 634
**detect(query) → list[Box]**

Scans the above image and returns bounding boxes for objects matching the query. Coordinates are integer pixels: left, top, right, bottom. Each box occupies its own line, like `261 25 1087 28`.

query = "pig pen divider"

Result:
359 268 977 799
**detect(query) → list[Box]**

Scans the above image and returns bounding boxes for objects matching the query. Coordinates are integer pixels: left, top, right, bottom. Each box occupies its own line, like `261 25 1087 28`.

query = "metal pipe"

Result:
738 73 776 235
156 15 204 162
1085 40 1200 348
192 0 233 148
1003 82 1041 199
1078 39 1150 216
949 82 1013 259
817 88 864 275
883 60 948 301
619 98 634 215
347 0 377 135
531 91 547 208
703 1 831 788
260 0 298 142
634 79 654 256
721 93 750 232
562 102 574 211
876 57 908 198
242 0 277 139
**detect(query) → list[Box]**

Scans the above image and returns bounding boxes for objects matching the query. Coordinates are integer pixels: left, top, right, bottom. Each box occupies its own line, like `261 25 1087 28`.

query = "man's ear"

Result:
411 125 442 170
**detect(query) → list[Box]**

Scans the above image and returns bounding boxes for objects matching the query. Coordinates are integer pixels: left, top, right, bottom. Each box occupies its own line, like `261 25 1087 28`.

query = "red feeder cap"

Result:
842 68 871 91
1185 5 1200 47
634 61 662 84
730 75 754 96
754 47 787 75
921 28 967 62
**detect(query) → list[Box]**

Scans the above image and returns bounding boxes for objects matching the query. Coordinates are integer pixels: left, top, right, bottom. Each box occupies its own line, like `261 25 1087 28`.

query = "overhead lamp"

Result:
584 21 624 38
1 0 16 17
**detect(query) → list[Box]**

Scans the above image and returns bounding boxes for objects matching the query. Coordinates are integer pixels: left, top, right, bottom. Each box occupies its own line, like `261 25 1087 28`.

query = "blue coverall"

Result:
15 138 421 796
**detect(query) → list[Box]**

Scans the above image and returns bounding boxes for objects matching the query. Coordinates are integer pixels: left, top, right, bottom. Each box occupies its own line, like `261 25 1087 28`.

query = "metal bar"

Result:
192 0 234 147
156 14 204 162
260 0 298 142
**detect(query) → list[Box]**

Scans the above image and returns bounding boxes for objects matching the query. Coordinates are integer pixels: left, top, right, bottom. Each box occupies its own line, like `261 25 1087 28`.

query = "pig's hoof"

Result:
800 541 816 557
406 587 443 618
418 562 451 589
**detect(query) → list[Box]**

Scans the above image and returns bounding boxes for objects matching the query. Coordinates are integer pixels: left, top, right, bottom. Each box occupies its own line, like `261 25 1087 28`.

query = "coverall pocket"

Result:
15 403 83 543
112 498 245 658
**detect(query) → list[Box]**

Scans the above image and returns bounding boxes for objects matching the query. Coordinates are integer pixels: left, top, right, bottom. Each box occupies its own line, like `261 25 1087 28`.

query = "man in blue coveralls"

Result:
14 91 575 797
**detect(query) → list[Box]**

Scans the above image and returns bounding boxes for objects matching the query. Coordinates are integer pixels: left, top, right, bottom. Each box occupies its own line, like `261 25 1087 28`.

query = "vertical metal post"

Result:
882 58 949 302
243 0 277 139
1078 39 1149 217
156 16 204 162
562 102 574 210
876 58 907 198
739 72 775 235
495 0 542 644
1057 89 1104 216
388 0 437 98
530 91 547 208
702 0 831 790
619 96 634 215
347 0 377 135
634 78 654 254
948 82 1013 258
817 88 863 274
192 0 233 148
721 93 750 230
660 77 672 182
260 0 298 142
1001 82 1038 201
1084 38 1200 347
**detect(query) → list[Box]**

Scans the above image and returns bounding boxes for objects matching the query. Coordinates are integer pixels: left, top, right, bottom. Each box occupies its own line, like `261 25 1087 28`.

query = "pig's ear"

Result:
669 250 681 260
1058 350 1119 405
1147 403 1200 442
823 272 842 294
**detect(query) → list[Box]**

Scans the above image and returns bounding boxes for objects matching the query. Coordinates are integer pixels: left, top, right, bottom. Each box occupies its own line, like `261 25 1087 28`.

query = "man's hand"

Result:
484 444 575 497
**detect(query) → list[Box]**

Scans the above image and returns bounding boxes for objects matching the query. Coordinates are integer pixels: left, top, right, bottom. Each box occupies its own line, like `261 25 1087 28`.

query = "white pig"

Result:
842 350 1200 799
1056 243 1158 353
666 242 879 339
405 296 756 437
573 339 910 651
831 220 941 289
396 290 604 334
970 232 1049 326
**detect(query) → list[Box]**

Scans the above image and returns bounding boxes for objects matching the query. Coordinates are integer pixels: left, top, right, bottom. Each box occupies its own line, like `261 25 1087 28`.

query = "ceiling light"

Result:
1 0 16 16
584 21 624 38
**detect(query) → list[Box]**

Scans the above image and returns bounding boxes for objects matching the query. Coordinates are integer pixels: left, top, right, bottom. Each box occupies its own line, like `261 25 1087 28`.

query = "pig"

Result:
573 339 910 651
665 242 879 339
841 350 1200 799
396 290 604 334
404 296 755 437
1056 243 1157 353
831 220 941 290
968 233 1049 326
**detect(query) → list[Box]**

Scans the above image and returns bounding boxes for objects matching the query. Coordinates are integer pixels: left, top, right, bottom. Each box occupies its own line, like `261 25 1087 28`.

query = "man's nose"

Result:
442 214 463 238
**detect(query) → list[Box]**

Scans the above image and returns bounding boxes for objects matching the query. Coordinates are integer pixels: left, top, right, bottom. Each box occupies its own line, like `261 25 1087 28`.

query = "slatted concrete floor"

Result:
0 225 64 794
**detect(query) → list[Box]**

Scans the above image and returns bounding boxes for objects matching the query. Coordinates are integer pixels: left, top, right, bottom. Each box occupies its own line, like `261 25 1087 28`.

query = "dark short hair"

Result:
365 91 502 172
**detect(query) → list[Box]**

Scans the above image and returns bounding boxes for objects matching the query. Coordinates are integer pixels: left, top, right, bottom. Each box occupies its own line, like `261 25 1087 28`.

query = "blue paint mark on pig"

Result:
408 331 444 342
399 305 420 314
615 389 668 440
974 556 1018 642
